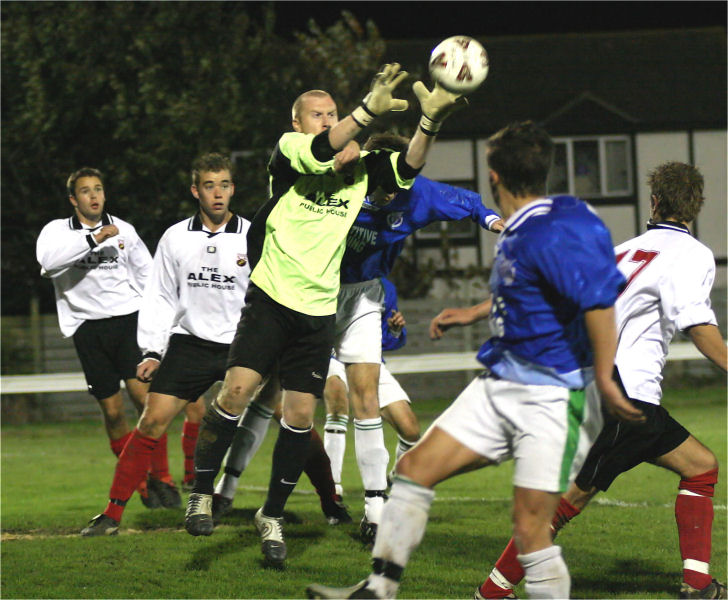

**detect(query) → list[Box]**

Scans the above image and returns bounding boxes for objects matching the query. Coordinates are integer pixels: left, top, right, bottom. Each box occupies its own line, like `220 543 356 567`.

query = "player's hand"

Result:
136 358 160 383
94 225 119 244
387 310 406 334
334 141 361 172
360 63 409 117
598 378 646 423
429 307 472 339
413 81 468 124
490 219 505 233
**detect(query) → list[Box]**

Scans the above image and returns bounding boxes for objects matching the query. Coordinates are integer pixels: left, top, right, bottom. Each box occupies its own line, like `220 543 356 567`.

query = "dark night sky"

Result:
271 1 726 39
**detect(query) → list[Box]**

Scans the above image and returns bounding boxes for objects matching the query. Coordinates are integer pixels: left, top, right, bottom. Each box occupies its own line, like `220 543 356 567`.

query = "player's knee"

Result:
99 397 126 427
184 399 206 423
137 411 170 439
680 465 719 497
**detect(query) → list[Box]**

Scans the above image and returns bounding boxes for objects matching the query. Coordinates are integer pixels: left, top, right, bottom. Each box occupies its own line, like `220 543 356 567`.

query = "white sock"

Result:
518 545 570 599
324 414 348 494
215 401 273 498
366 477 435 599
395 436 416 463
354 417 389 519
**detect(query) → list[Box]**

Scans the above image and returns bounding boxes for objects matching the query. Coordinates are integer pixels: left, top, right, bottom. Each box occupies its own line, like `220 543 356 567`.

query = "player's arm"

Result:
686 323 728 372
430 298 492 340
136 234 179 382
405 82 468 169
407 177 503 232
382 309 407 352
126 228 153 294
327 63 409 153
36 222 118 277
583 307 645 423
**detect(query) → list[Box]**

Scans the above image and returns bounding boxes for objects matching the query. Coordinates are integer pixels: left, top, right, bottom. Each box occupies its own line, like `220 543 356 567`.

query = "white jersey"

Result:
36 213 152 337
137 213 251 357
614 222 717 405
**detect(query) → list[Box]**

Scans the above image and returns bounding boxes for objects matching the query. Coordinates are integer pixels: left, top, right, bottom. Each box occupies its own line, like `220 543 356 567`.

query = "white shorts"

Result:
326 358 410 409
334 280 384 364
432 374 603 493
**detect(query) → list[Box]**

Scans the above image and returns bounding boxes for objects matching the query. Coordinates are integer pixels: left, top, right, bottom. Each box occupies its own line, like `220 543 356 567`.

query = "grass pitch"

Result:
2 386 726 599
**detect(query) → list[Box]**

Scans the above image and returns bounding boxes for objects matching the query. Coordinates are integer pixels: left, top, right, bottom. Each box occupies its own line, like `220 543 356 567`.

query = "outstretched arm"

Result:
687 323 728 372
328 63 409 152
404 82 468 170
430 298 492 340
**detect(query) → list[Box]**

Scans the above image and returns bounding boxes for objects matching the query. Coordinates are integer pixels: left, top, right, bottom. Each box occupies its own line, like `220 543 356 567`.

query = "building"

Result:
383 28 727 293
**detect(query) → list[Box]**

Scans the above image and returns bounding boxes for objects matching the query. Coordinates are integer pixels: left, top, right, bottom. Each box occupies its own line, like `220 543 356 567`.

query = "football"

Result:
428 36 489 95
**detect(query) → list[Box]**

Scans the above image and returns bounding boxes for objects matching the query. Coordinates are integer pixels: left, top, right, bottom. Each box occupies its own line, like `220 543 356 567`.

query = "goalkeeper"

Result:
185 63 467 568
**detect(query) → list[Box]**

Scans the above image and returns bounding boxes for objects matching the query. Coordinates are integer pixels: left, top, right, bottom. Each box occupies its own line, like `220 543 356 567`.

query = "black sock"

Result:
262 424 311 518
192 404 239 494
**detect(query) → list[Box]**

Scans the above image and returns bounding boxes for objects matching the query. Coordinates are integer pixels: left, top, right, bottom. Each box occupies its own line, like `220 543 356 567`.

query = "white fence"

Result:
0 343 706 395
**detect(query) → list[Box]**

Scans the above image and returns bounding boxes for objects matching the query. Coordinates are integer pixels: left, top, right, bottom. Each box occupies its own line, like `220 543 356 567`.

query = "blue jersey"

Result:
341 176 500 283
478 196 626 388
381 277 406 352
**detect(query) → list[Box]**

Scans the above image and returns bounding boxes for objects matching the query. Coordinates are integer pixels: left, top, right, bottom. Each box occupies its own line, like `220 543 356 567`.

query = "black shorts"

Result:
149 334 229 401
72 312 142 401
227 284 335 397
575 369 690 492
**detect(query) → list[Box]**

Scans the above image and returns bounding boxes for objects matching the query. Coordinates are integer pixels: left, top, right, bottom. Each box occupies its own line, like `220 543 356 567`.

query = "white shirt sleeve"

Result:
36 221 97 278
660 248 718 331
137 231 180 357
125 228 153 296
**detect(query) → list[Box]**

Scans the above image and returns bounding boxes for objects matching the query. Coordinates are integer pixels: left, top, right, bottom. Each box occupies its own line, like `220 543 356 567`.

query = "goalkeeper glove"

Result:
413 81 469 135
351 63 409 128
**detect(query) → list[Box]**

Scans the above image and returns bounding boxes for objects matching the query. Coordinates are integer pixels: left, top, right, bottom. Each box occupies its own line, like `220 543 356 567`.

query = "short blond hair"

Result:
291 90 332 122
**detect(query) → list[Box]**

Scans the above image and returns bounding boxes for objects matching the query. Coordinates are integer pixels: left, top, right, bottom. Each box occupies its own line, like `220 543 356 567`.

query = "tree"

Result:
1 2 386 315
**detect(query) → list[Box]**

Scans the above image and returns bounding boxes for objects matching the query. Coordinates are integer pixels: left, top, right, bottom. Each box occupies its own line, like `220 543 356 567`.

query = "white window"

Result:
548 136 632 198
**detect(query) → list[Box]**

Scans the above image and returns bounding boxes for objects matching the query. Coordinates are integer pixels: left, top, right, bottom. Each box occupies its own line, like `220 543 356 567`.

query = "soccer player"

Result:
475 161 727 600
80 153 259 535
324 277 420 508
329 132 504 541
210 376 352 527
305 120 645 600
36 167 169 508
184 63 466 568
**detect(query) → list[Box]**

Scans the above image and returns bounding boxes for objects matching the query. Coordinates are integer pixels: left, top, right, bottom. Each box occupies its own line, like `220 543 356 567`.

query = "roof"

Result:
384 28 727 137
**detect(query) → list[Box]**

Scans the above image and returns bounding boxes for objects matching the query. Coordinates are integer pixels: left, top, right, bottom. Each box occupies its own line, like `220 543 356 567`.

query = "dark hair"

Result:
486 121 554 198
191 153 233 187
648 161 704 223
67 167 103 197
363 132 410 153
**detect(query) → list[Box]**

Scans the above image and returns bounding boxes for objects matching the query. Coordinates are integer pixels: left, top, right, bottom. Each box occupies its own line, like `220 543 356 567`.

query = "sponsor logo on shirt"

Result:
346 225 378 252
299 191 350 217
75 249 120 270
187 267 236 290
387 212 404 228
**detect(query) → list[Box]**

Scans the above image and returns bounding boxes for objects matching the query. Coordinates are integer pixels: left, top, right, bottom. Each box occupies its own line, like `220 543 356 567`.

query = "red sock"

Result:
104 429 158 522
676 468 718 590
303 427 336 502
181 421 200 484
109 431 132 457
479 497 581 598
552 496 581 532
149 432 171 483
479 538 522 598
